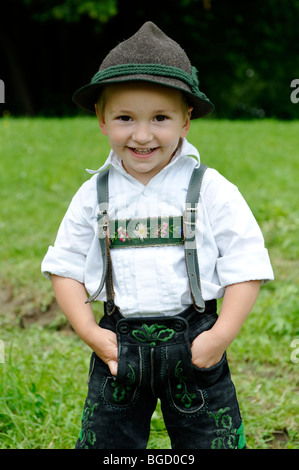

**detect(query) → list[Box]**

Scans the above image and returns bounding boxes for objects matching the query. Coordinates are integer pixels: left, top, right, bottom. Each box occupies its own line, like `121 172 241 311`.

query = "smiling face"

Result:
95 82 192 185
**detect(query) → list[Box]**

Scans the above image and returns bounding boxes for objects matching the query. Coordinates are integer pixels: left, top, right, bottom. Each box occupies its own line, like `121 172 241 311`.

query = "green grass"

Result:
0 117 298 449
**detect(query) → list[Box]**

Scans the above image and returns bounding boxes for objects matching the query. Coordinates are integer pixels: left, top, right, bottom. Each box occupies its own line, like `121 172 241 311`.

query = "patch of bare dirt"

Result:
268 428 290 449
0 282 73 333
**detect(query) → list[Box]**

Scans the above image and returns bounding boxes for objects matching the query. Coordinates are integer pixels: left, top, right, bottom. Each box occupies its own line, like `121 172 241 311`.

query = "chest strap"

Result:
109 216 184 248
85 163 208 314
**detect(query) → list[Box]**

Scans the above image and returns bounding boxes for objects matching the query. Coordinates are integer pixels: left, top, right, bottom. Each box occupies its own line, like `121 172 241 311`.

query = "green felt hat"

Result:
72 22 214 119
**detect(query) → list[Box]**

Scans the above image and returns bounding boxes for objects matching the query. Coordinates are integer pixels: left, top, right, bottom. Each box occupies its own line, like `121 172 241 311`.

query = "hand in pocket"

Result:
191 330 225 369
94 327 118 376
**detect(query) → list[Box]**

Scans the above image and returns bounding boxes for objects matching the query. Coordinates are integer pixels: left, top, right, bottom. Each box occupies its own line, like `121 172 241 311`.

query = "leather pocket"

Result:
101 346 141 407
165 344 206 414
192 352 229 389
100 323 142 407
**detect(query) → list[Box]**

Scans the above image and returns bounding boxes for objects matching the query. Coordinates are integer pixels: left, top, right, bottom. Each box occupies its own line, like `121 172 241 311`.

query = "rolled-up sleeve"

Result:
205 170 274 287
41 181 96 282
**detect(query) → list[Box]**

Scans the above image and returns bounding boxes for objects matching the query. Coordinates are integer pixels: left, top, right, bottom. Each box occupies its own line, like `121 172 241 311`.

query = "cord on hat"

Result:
91 63 203 97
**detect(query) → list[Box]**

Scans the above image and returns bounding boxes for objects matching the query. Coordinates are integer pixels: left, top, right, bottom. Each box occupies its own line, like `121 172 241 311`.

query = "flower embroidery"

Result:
78 399 99 448
154 222 169 238
109 216 184 247
173 226 183 238
133 222 148 240
174 360 197 409
207 407 246 449
117 226 130 242
132 323 175 346
111 364 136 403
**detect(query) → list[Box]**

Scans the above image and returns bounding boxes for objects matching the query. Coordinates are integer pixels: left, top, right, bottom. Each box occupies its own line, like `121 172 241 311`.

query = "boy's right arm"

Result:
51 275 118 376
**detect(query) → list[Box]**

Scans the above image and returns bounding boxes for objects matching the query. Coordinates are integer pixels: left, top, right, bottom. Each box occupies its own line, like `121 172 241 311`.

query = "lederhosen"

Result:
75 164 246 450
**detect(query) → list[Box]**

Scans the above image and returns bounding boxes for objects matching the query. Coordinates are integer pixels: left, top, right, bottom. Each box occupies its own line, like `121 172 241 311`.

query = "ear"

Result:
95 103 108 135
180 107 193 138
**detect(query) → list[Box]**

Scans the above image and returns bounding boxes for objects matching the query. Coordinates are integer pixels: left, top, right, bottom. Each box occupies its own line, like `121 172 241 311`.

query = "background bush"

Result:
1 0 299 119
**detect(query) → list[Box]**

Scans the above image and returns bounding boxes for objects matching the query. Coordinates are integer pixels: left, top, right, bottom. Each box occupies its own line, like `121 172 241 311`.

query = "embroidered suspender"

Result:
109 216 184 248
86 164 208 314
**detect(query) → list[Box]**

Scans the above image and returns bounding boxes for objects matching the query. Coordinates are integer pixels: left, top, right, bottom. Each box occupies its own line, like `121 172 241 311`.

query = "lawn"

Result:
0 117 298 449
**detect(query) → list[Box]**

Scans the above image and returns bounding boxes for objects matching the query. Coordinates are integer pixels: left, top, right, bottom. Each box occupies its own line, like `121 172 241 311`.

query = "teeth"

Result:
133 148 154 155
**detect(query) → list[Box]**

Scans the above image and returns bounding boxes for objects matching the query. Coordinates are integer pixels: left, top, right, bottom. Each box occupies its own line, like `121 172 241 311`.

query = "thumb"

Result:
107 359 118 377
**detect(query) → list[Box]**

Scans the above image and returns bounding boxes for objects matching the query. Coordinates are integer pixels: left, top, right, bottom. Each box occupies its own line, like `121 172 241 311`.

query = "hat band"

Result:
91 63 201 96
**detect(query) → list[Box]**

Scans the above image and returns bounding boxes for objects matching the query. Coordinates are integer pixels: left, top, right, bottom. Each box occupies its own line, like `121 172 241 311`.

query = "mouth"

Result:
129 147 157 156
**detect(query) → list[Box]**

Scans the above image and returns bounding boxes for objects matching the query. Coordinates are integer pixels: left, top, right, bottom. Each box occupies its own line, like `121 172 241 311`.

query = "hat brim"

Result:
72 76 214 119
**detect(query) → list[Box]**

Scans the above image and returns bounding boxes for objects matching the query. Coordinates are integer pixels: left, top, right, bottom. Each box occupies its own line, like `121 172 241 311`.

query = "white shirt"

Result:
41 138 274 317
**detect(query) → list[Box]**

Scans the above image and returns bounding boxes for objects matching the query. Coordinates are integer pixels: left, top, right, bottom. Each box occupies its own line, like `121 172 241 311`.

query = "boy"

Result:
42 22 274 449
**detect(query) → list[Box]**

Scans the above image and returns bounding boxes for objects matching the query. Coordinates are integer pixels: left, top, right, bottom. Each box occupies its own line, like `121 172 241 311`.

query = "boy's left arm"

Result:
191 280 261 368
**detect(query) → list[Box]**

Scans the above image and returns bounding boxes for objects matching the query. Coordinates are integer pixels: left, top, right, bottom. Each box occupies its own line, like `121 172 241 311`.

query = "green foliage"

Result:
181 0 299 119
0 117 298 449
23 0 118 23
0 324 89 448
1 0 298 117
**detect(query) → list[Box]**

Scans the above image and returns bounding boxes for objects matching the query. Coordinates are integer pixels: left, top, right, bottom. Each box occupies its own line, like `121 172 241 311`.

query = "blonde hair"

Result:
96 82 192 120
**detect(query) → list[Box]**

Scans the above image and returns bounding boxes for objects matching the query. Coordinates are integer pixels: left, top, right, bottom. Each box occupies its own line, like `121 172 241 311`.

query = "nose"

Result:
132 122 152 144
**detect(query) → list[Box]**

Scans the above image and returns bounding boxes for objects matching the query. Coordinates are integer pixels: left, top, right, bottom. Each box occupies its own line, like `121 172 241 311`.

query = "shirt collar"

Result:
86 138 200 175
